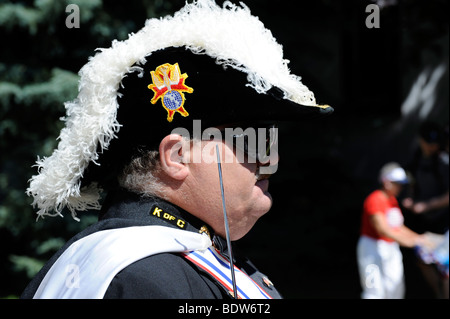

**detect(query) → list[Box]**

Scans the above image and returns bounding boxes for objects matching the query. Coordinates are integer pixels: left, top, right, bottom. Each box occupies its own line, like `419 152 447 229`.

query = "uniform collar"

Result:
99 189 249 289
99 188 216 242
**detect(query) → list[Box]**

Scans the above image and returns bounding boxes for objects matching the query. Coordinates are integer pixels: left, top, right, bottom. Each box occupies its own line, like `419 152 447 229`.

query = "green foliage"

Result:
0 0 102 34
9 255 45 279
0 67 79 108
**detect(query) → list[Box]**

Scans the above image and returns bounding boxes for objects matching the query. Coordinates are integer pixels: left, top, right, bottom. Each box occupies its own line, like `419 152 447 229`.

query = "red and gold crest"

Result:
147 63 194 122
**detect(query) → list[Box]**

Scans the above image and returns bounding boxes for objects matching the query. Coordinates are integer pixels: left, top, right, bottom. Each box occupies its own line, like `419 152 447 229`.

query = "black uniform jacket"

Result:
21 190 282 299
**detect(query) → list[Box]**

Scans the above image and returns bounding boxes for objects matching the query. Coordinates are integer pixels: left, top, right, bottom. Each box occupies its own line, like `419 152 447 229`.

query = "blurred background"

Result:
0 0 448 298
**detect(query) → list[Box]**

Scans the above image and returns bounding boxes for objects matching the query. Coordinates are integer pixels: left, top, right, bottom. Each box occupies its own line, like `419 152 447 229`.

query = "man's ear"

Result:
159 134 189 180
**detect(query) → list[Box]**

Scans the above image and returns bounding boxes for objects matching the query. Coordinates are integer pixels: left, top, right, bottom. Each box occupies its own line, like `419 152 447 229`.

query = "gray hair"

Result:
118 150 164 197
117 136 198 197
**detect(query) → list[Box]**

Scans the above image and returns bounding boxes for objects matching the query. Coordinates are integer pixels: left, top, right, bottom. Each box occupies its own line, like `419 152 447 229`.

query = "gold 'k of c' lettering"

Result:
150 206 186 229
177 220 185 228
152 207 162 217
163 212 176 221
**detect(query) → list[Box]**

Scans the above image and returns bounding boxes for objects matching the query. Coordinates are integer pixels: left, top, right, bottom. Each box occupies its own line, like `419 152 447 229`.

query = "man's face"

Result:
386 181 403 197
184 137 277 240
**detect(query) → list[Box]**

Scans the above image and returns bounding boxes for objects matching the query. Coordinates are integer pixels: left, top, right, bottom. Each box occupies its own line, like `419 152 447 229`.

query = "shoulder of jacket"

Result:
104 253 223 298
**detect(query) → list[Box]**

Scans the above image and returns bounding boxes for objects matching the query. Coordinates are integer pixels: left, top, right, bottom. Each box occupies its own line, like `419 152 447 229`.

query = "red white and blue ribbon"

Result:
183 247 272 299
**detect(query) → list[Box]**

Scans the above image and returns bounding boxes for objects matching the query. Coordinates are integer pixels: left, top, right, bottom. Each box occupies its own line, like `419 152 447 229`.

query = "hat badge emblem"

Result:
148 63 194 122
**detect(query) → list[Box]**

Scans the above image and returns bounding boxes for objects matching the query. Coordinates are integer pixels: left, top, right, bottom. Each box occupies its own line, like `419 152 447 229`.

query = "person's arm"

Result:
369 213 422 247
410 191 449 214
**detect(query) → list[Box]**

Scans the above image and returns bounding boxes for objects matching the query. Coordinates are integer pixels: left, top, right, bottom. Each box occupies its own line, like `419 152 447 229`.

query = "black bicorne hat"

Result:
83 46 333 188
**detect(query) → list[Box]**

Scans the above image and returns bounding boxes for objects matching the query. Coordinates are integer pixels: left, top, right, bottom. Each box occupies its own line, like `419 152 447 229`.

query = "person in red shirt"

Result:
357 162 426 299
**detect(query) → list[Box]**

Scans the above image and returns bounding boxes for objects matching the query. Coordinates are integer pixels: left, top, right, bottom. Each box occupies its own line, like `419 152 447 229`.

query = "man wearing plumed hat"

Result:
21 0 332 299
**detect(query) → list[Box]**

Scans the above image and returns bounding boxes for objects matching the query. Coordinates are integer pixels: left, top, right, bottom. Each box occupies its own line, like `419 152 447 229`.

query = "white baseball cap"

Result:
379 163 409 184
